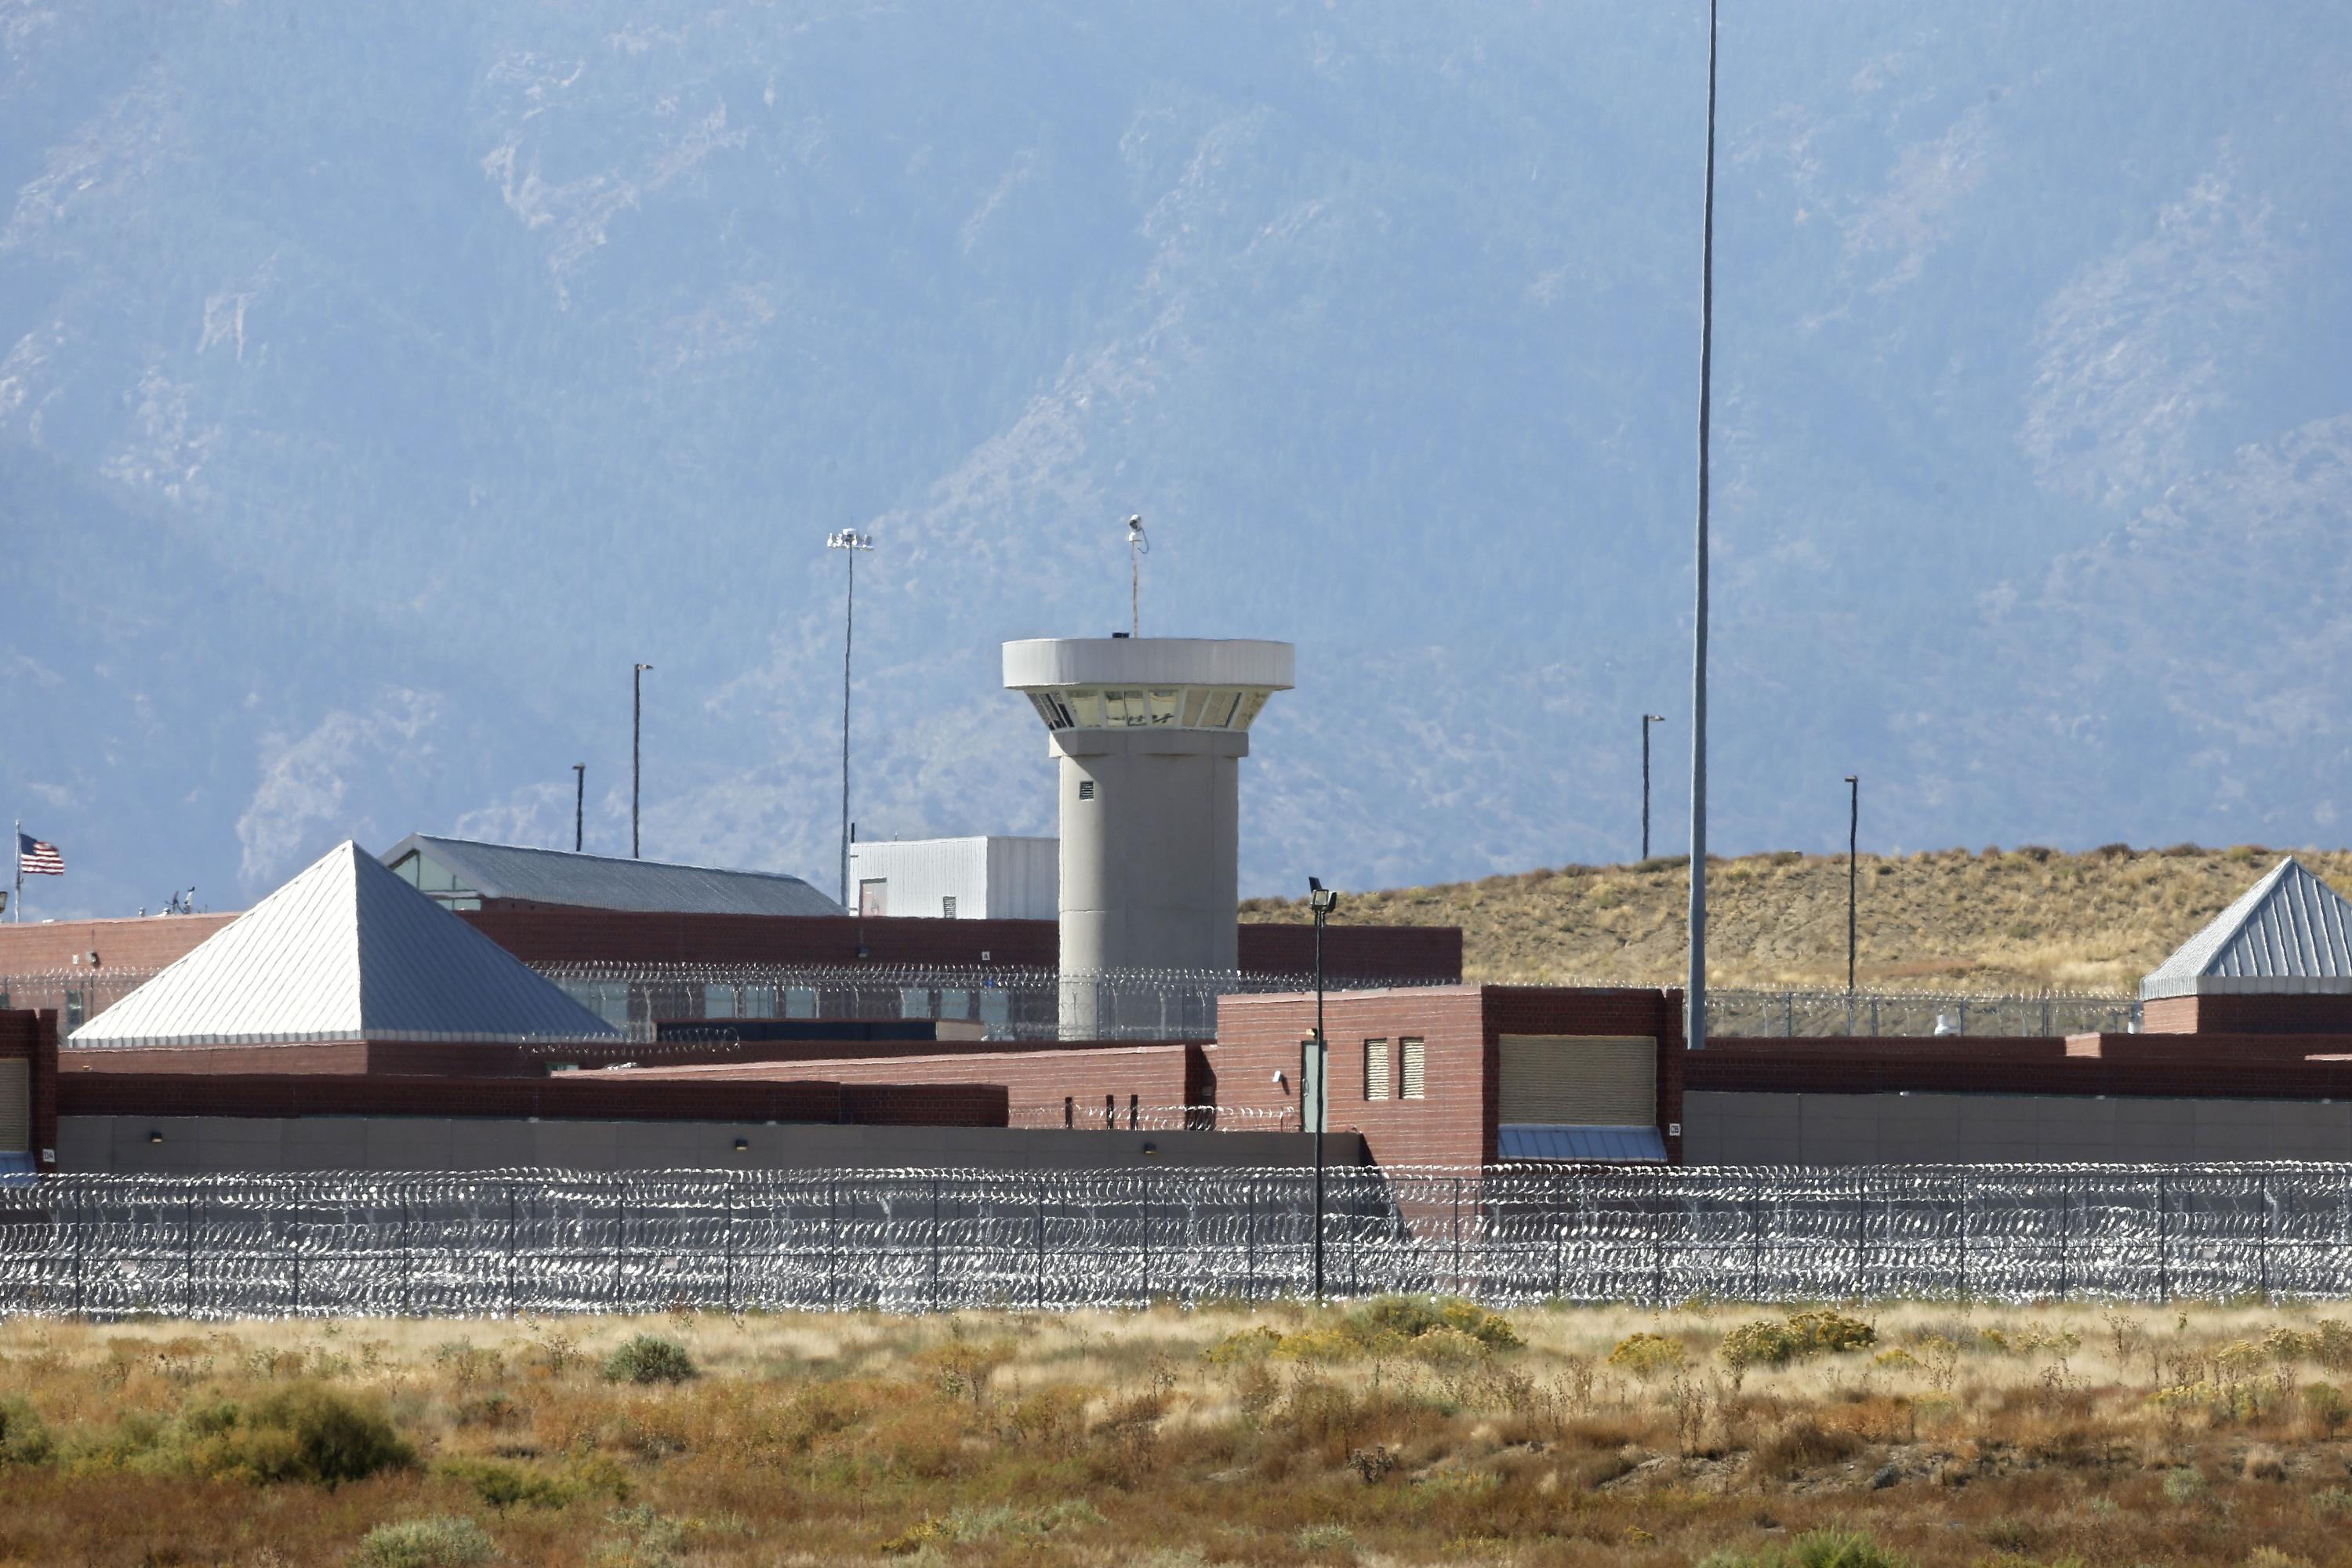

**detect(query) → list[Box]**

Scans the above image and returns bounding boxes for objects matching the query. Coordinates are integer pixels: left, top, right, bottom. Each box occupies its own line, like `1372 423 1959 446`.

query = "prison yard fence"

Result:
12 967 2143 1044
2 1163 2348 1320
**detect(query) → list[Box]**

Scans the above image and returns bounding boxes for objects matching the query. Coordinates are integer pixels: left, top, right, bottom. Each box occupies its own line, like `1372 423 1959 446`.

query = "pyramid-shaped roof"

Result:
71 841 622 1047
2142 856 2352 1000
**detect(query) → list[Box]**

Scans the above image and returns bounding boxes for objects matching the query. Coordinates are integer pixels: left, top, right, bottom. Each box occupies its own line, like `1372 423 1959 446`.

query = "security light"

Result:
1308 877 1339 917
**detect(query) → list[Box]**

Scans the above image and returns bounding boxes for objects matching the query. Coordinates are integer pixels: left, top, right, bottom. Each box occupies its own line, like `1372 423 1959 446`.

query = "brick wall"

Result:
1235 924 1464 981
0 1008 58 1167
1482 986 1686 1164
2141 993 2352 1035
1210 988 1489 1167
606 1043 1203 1125
1690 1036 2352 1100
57 1071 1005 1127
0 916 232 975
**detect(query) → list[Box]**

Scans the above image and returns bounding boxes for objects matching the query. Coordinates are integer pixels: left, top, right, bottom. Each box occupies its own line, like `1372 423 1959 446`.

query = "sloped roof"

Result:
71 842 622 1047
2142 856 2352 1000
1496 1124 1669 1162
381 833 844 917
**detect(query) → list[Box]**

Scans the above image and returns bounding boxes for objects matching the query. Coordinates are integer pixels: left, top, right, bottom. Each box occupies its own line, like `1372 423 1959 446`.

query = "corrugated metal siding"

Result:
2143 858 2352 1000
849 837 1058 921
383 834 843 917
1497 1035 1656 1125
72 842 620 1047
985 837 1058 920
0 1059 27 1152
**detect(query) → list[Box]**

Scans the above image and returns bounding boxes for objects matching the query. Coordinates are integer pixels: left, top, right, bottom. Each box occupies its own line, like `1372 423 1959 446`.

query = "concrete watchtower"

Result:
1004 637 1294 1028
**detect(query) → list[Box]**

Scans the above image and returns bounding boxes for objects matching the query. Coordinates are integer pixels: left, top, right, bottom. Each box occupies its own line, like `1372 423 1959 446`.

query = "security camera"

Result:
1127 514 1143 532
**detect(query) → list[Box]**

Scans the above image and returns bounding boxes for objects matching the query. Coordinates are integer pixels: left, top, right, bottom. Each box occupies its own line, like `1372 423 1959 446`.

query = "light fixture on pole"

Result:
1307 874 1340 1304
572 764 585 853
1844 775 1859 999
1686 0 1719 1054
1126 514 1149 637
827 528 877 909
1641 714 1667 862
631 665 652 859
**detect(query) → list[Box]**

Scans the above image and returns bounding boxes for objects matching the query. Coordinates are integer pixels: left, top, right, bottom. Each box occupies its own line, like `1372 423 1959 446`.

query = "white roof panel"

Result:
71 841 621 1047
2141 856 2352 1000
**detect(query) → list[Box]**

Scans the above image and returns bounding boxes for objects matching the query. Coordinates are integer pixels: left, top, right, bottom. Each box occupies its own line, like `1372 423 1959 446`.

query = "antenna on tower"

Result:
1126 514 1149 637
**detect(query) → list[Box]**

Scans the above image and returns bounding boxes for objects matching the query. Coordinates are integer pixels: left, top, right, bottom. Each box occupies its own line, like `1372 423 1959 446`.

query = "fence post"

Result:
1452 1178 1464 1297
2259 1172 2271 1303
1034 1180 1047 1309
2057 1174 2071 1298
1749 1185 1763 1302
400 1194 412 1317
184 1194 198 1319
1552 1169 1566 1299
1141 1172 1152 1305
290 1221 302 1317
72 1190 85 1319
828 1180 840 1312
724 1178 737 1316
1244 1178 1256 1302
1955 1174 1969 1304
2157 1170 2169 1305
612 1188 626 1310
929 1177 942 1312
503 1186 517 1318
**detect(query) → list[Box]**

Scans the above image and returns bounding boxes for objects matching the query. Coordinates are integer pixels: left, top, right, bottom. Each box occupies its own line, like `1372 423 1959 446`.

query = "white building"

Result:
844 837 1058 921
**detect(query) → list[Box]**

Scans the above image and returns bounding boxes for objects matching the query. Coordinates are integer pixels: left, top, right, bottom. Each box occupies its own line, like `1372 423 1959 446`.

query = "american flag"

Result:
16 833 63 877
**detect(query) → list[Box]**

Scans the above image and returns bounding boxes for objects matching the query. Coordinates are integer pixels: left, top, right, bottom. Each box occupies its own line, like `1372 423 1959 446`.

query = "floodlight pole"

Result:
828 529 876 909
1845 775 1859 997
572 764 585 853
1127 515 1148 637
1686 0 1719 1055
632 665 652 858
1641 714 1666 862
1308 877 1338 1304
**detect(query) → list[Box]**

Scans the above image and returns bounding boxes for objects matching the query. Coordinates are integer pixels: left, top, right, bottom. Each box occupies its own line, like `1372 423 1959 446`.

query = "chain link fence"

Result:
2 1163 2345 1319
1704 989 2140 1039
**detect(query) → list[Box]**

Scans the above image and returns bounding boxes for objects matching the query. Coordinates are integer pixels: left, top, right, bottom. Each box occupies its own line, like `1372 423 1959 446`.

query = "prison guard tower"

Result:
1004 637 1294 1037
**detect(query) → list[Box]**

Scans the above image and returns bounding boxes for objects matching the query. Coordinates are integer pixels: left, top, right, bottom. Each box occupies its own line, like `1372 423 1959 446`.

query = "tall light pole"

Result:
1641 714 1667 862
572 763 585 853
1126 514 1148 637
1308 875 1339 1304
1845 775 1859 997
827 528 876 909
632 664 652 859
1687 0 1720 1054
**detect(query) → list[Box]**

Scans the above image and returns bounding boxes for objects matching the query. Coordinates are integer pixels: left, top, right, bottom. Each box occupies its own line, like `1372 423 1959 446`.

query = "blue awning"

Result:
1497 1123 1668 1163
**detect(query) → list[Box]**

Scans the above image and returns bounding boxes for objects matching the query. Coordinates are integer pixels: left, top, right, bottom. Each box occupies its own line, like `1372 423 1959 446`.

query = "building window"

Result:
1400 1037 1426 1100
942 895 957 918
1077 780 1096 801
1363 1039 1391 1100
858 878 889 916
702 984 738 1019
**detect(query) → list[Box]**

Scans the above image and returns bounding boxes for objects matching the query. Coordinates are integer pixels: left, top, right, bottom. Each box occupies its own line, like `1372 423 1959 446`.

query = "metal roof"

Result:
71 841 622 1047
1496 1124 1669 1163
381 833 844 918
2142 856 2352 1000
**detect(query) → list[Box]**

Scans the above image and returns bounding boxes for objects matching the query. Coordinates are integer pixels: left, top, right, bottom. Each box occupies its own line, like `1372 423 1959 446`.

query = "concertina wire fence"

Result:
7 965 2143 1045
4 1163 2349 1320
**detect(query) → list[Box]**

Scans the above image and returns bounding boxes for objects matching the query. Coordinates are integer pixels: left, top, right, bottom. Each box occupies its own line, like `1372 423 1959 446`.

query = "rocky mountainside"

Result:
2 2 2347 916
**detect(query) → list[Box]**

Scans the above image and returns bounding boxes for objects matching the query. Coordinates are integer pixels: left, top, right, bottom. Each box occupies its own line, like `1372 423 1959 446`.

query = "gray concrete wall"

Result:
1055 726 1243 980
1685 1091 2352 1164
59 1116 1361 1175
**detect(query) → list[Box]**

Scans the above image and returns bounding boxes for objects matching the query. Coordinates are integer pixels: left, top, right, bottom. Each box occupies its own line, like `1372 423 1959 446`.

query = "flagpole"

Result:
13 818 21 923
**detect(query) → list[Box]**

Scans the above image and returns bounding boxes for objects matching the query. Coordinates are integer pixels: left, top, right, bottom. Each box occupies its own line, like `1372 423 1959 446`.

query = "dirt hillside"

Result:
1243 844 2352 993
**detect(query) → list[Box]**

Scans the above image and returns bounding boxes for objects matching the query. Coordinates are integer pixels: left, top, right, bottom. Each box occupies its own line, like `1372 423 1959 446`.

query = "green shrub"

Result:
1720 1319 1803 1368
1204 1298 1519 1366
2161 1465 2208 1503
1296 1522 1358 1555
1608 1332 1686 1377
1697 1529 1908 1568
603 1334 695 1385
352 1515 495 1568
2305 1381 2350 1435
438 1454 574 1511
190 1384 415 1486
0 1397 54 1466
1720 1311 1875 1368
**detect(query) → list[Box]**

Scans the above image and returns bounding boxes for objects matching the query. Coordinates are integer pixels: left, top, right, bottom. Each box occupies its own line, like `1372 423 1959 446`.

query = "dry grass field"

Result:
1244 844 2352 994
4 1298 2352 1566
